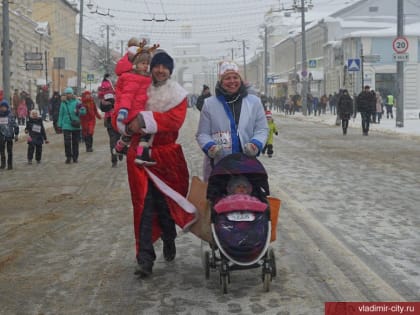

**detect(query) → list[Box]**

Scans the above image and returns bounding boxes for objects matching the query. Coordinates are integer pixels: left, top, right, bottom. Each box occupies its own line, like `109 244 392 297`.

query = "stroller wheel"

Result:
204 251 210 280
220 273 228 294
219 260 229 294
269 248 277 278
263 272 271 292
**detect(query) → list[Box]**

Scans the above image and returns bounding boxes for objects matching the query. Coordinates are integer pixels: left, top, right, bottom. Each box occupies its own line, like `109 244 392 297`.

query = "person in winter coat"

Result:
356 85 376 136
337 89 354 135
196 60 268 181
80 90 101 152
114 37 141 77
112 42 159 165
23 91 35 119
126 50 197 277
12 89 20 116
57 87 86 164
385 93 394 119
320 94 328 115
49 91 62 133
195 84 211 111
261 111 278 157
17 97 28 126
25 109 48 164
98 73 121 167
36 85 50 121
0 100 19 169
375 91 383 124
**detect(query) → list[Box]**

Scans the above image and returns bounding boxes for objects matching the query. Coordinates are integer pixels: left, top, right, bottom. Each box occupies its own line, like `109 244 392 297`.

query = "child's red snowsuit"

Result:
112 53 152 130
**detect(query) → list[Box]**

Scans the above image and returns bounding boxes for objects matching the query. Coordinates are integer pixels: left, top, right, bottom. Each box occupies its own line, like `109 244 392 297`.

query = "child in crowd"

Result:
113 40 159 165
0 100 19 169
261 111 278 158
17 97 28 125
25 109 48 164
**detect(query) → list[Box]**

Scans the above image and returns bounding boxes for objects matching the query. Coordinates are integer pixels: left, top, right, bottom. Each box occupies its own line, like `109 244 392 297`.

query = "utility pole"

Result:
106 24 110 74
242 40 247 82
2 0 11 101
44 51 48 87
272 0 313 114
360 43 364 88
396 0 404 128
264 25 268 96
76 0 84 95
300 0 308 116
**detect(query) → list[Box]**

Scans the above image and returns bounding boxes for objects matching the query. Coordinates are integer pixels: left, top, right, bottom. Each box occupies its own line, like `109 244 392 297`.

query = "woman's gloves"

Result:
208 143 259 158
207 144 223 159
244 143 259 157
116 108 128 135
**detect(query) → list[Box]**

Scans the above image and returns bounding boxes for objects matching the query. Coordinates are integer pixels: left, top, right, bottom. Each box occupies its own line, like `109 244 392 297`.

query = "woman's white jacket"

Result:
196 94 268 180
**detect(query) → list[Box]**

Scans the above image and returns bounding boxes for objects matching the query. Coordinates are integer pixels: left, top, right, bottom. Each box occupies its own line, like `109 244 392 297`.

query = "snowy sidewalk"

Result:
273 111 420 137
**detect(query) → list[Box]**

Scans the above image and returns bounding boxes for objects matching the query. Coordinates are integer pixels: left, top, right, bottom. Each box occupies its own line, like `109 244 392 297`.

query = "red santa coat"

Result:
112 72 151 127
126 79 197 256
80 91 101 136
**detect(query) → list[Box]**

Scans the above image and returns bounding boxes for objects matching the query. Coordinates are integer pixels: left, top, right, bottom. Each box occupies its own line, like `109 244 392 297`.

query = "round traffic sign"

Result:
392 36 409 53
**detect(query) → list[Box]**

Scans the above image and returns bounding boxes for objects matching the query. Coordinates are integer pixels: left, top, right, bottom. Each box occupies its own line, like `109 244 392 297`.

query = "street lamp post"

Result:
272 0 313 115
76 0 84 95
299 0 309 115
294 0 313 116
396 0 404 127
2 0 11 101
264 25 268 96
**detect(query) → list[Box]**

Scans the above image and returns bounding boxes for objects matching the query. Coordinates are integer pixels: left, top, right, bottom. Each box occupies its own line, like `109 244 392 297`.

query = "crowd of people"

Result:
0 84 106 169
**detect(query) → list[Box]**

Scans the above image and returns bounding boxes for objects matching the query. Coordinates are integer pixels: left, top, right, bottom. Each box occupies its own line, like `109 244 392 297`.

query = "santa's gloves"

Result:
207 144 223 159
244 142 259 157
116 108 129 135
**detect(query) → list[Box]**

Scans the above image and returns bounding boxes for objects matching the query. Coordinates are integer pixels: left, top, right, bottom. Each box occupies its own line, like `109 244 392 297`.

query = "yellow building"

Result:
31 0 78 93
1 0 52 98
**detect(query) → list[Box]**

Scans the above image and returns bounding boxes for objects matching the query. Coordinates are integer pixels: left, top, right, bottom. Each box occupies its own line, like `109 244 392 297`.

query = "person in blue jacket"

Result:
58 87 86 164
196 61 268 181
0 100 19 169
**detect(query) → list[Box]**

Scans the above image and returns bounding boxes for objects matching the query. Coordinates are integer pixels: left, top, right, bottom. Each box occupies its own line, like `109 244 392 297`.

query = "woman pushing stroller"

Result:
195 60 268 181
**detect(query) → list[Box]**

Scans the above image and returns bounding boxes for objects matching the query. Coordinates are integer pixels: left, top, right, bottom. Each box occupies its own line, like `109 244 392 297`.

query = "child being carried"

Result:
113 39 159 166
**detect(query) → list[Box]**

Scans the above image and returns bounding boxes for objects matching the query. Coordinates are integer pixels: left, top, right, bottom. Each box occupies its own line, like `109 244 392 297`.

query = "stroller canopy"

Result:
207 153 269 201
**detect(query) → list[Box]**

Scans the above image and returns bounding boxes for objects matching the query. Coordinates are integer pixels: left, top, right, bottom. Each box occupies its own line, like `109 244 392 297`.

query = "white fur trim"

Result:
141 111 157 134
146 80 188 112
144 168 197 215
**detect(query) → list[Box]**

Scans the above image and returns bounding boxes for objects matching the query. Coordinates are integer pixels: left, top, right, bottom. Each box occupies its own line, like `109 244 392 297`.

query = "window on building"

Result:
369 6 378 12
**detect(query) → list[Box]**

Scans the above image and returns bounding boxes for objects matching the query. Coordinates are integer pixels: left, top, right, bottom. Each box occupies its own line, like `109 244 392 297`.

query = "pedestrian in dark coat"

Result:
195 85 211 111
0 100 19 169
49 91 62 133
356 85 376 136
25 109 48 164
23 92 35 119
337 89 353 135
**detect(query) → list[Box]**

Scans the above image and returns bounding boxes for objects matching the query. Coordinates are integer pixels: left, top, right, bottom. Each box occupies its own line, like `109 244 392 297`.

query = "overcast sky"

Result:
81 0 359 59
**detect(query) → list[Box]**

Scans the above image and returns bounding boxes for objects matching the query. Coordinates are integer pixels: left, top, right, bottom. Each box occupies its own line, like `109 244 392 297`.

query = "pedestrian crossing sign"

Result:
347 58 361 71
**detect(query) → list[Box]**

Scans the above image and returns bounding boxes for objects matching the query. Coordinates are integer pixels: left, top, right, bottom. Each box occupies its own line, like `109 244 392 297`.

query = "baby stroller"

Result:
202 153 277 293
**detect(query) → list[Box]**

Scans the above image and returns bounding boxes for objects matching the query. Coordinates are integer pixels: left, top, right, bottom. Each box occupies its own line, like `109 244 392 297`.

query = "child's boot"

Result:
113 139 129 156
135 145 156 166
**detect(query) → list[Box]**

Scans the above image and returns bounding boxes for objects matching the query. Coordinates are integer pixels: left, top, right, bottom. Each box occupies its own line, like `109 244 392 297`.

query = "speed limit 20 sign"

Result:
392 36 409 53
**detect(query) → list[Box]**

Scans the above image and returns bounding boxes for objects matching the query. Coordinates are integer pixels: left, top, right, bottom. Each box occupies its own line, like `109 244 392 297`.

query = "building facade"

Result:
32 0 79 93
1 0 52 98
257 0 420 117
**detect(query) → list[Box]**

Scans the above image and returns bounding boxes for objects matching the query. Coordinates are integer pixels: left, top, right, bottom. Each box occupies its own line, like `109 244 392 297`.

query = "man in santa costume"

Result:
125 49 196 277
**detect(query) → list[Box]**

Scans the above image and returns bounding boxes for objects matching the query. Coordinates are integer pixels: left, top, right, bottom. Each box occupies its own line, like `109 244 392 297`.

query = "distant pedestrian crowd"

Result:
0 86 103 170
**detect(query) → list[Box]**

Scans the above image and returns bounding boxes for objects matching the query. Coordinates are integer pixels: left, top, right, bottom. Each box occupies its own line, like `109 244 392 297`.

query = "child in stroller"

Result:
203 153 277 293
